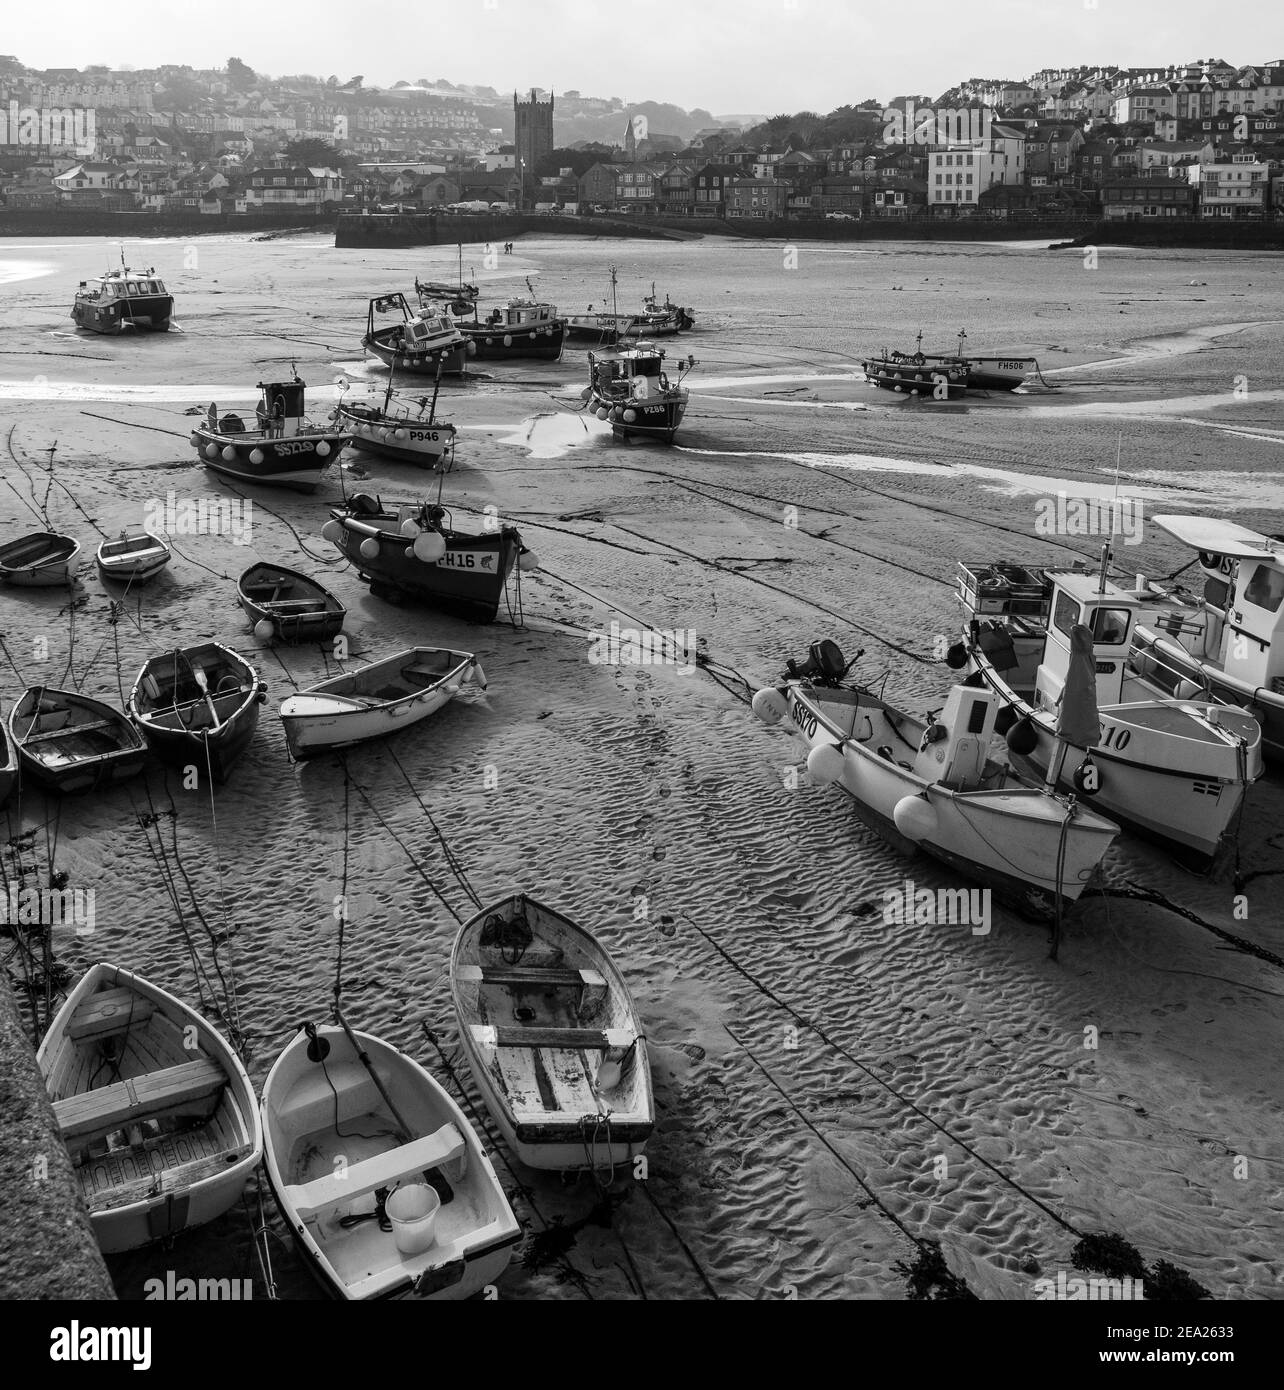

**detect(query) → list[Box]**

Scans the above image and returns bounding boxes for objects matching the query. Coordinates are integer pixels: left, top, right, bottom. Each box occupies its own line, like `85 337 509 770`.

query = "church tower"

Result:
514 88 555 208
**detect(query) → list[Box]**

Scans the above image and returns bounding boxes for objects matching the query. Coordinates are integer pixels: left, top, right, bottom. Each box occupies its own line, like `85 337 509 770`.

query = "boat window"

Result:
1089 607 1131 645
153 279 166 293
1243 563 1284 613
126 281 139 294
1052 591 1080 637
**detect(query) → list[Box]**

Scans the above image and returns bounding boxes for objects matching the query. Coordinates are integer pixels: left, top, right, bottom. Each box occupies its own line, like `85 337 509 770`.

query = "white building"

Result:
1189 154 1270 216
928 125 1024 210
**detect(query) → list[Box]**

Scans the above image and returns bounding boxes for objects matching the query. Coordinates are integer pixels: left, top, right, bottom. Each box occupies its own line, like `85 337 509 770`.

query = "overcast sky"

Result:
5 0 1280 115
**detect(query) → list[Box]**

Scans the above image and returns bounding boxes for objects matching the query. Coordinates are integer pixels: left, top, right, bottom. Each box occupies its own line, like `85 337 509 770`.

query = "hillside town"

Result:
2 53 1283 222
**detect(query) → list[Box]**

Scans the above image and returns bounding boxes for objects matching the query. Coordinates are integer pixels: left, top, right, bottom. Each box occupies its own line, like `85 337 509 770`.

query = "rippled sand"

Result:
1 231 1282 1301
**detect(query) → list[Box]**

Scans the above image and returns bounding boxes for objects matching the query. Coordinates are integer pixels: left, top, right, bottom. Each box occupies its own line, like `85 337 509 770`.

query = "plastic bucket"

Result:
386 1183 440 1256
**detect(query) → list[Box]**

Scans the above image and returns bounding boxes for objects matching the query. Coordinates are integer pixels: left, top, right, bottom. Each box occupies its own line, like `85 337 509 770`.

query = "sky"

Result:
4 0 1280 116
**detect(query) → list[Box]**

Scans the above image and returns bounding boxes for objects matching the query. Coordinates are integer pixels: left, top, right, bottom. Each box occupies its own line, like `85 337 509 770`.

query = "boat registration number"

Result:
789 692 818 739
438 551 494 571
274 441 315 456
408 430 443 442
996 361 1032 371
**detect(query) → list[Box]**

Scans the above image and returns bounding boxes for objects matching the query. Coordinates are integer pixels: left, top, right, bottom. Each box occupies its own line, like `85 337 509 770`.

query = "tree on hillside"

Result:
227 57 256 91
284 137 339 167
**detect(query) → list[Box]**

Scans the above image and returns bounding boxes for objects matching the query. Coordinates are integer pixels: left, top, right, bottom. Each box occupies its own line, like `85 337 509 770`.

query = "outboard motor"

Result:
786 639 853 686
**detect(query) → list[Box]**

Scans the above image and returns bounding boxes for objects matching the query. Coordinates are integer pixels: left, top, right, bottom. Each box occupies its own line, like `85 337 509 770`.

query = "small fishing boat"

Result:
0 720 18 808
323 494 534 623
753 640 1121 918
954 561 1263 867
8 688 148 794
279 647 485 760
71 261 173 335
1128 515 1284 765
423 276 567 362
583 341 695 443
237 563 346 645
565 282 693 341
262 1018 521 1300
861 332 969 399
913 330 1043 392
363 293 471 377
128 643 266 784
189 373 350 493
37 962 261 1254
335 355 456 469
0 531 80 587
95 529 172 586
451 894 654 1171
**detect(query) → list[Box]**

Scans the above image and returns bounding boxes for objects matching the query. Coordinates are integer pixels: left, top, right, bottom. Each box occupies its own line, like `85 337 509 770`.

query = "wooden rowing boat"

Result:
128 643 266 784
8 687 148 794
37 963 261 1254
278 646 485 761
95 530 172 586
451 894 654 1171
237 562 346 645
262 1021 521 1300
0 531 80 587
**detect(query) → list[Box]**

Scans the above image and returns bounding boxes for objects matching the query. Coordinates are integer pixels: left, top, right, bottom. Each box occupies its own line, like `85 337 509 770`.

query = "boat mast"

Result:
1099 436 1122 595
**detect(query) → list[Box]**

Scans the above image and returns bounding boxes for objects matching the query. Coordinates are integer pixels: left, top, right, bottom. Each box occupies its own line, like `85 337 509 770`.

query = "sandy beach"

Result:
1 229 1282 1301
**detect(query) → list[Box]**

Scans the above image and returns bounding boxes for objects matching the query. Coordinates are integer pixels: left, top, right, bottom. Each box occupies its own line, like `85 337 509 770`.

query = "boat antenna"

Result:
384 350 396 414
957 327 967 356
428 353 443 426
916 328 924 355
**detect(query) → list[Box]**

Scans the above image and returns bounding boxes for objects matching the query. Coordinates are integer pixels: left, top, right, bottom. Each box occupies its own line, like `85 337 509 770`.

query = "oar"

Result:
191 666 222 732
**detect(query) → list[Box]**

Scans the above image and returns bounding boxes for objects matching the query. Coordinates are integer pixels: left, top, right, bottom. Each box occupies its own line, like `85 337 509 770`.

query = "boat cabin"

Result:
1150 515 1284 692
590 345 670 400
482 300 559 329
253 378 307 437
1034 571 1140 712
77 270 168 301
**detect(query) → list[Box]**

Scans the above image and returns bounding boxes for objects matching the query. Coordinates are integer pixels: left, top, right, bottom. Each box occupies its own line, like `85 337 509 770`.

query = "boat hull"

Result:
779 684 1118 915
862 361 968 398
261 1026 520 1301
0 723 18 808
0 533 81 587
589 393 688 444
330 512 522 622
237 564 346 645
37 963 262 1255
364 329 469 376
462 321 566 361
9 688 148 794
72 294 173 334
97 556 170 584
966 644 1259 865
192 428 347 493
920 355 1034 391
336 406 454 467
451 894 654 1172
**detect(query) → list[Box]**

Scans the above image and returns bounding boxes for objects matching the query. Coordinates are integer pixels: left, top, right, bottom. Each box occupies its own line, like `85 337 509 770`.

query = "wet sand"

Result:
1 231 1282 1300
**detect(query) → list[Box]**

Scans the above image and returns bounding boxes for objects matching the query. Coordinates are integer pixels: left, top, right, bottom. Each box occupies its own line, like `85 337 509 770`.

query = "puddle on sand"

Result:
0 258 57 285
494 410 611 458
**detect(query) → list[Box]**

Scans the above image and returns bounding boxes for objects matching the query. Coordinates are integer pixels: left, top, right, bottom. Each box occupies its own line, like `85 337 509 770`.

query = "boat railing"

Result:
1126 632 1219 701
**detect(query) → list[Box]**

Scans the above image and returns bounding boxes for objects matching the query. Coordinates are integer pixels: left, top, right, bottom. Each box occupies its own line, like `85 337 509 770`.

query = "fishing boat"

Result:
583 342 696 443
913 330 1043 392
953 561 1262 867
363 293 471 377
71 260 173 335
0 720 18 808
422 276 567 362
451 894 654 1171
1127 515 1284 765
565 282 694 341
335 357 456 469
861 332 969 399
262 1018 521 1300
237 563 346 645
95 529 172 586
7 688 148 794
37 963 261 1254
189 373 350 493
0 531 80 587
753 640 1121 918
128 643 266 784
323 494 534 622
279 647 486 761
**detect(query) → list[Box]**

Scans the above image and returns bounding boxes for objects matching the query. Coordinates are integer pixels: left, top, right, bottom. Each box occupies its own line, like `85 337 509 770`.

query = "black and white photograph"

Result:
0 0 1279 1358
